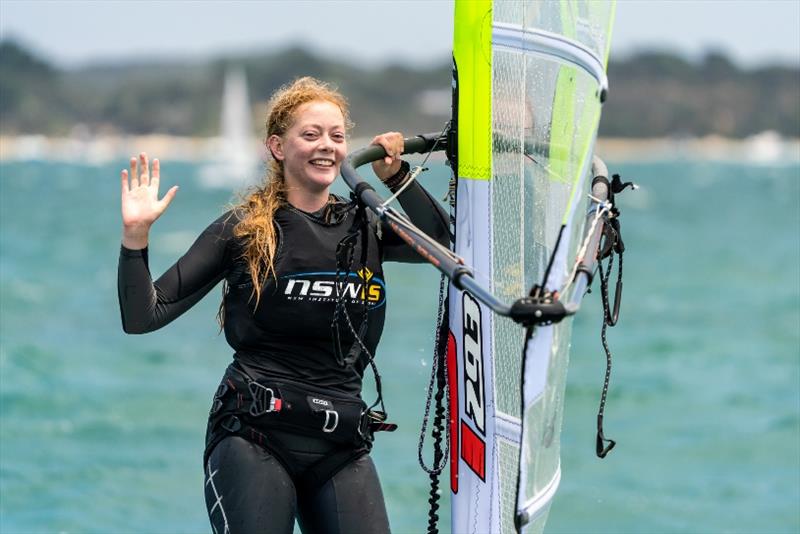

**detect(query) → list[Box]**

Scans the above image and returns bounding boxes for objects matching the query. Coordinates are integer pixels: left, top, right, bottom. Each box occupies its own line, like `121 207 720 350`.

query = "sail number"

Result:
462 292 485 434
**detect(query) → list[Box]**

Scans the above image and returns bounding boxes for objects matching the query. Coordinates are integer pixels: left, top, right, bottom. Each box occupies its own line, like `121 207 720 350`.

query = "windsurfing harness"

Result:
205 362 397 493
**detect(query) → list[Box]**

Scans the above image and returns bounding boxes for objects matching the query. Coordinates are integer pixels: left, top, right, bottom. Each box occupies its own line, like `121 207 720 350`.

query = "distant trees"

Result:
602 49 800 138
1 39 797 138
0 41 70 134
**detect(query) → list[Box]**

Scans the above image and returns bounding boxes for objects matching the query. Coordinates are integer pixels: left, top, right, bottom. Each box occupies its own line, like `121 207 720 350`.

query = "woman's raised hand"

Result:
370 132 405 182
120 153 178 249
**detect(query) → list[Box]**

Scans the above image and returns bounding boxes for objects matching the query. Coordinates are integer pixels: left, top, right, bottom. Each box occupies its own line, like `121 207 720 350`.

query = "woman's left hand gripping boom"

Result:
370 131 405 182
120 152 179 250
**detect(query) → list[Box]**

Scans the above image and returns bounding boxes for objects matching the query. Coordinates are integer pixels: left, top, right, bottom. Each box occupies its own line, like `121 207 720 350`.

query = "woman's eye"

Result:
303 132 318 139
332 133 345 142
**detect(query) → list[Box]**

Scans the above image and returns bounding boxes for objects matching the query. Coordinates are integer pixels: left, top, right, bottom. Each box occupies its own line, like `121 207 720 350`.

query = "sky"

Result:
1 0 799 68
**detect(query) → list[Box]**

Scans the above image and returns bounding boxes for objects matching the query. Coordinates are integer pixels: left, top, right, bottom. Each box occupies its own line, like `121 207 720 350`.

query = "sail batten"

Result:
492 23 608 96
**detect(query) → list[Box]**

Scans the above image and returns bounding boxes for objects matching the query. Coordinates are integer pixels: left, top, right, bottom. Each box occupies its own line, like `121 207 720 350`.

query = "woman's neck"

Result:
286 188 330 213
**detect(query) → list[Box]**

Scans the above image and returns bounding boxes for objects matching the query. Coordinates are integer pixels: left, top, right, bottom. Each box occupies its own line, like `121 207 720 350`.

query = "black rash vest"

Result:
118 182 450 396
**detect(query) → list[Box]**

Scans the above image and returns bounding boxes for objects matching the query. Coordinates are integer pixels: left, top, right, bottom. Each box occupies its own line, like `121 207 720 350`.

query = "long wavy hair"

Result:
229 77 351 311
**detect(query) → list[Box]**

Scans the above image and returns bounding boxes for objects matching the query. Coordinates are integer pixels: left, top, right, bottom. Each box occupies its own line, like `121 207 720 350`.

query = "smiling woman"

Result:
268 100 348 202
116 76 450 533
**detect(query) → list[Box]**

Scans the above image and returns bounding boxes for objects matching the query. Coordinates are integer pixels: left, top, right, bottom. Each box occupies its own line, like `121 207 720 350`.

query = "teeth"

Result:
310 159 334 167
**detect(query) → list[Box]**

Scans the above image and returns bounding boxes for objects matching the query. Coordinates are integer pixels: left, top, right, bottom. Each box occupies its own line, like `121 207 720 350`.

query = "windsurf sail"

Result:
448 2 616 532
339 1 620 532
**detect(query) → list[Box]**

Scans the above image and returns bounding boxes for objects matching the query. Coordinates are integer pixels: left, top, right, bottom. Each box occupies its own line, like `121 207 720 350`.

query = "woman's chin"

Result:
309 172 338 190
286 168 339 194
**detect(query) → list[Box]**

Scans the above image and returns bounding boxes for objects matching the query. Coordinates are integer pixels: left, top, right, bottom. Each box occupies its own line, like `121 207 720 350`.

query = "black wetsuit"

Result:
118 181 449 534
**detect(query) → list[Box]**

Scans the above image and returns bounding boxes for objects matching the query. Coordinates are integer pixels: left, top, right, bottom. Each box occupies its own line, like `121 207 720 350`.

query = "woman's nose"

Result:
318 134 335 151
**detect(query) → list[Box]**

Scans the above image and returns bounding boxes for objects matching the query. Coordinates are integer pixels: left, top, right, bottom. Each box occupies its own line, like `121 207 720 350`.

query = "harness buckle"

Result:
248 382 282 417
322 410 339 433
220 415 242 433
358 410 397 441
209 383 229 415
358 411 371 441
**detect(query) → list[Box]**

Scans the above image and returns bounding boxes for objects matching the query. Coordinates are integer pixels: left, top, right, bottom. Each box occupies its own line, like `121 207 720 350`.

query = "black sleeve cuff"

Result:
120 244 148 257
384 160 411 192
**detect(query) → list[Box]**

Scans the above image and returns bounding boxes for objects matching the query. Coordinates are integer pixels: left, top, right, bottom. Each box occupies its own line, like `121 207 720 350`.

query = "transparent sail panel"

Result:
490 8 602 423
492 46 526 419
499 439 521 534
494 0 523 25
524 1 613 61
487 1 612 532
519 57 601 515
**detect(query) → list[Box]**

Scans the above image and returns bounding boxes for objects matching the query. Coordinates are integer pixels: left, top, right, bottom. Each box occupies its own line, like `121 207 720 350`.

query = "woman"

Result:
117 77 449 533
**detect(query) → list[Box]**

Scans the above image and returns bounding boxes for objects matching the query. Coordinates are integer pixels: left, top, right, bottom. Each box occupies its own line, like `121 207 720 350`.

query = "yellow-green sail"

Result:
449 1 615 532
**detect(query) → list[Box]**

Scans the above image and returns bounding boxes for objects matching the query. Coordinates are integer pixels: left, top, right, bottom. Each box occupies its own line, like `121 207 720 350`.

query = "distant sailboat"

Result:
200 67 260 188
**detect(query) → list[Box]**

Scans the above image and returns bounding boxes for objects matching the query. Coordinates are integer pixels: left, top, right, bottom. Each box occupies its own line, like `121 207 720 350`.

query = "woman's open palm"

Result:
121 153 178 230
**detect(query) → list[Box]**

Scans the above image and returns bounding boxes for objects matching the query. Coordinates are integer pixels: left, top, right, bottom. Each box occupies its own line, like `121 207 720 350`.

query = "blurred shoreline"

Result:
1 132 798 165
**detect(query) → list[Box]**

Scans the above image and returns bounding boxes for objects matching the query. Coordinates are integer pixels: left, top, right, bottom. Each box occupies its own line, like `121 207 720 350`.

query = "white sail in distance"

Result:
200 67 260 188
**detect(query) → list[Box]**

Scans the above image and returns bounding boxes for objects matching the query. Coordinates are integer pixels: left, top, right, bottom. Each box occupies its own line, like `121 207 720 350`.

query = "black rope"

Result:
595 222 623 458
331 225 357 365
591 172 635 458
536 224 566 298
417 273 450 534
330 200 387 415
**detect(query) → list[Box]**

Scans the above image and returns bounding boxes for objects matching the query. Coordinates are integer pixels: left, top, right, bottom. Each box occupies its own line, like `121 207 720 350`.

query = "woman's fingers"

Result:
371 135 391 164
126 153 161 191
372 133 402 154
371 132 404 165
151 158 160 190
129 157 139 188
370 134 405 181
120 153 174 228
139 153 150 186
158 185 179 211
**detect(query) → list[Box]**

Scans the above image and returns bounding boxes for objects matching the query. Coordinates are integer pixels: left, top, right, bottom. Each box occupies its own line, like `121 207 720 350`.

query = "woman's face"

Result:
270 100 347 195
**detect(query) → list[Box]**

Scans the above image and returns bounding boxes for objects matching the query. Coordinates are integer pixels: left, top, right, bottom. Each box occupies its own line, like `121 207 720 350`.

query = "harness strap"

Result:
332 199 371 367
204 365 397 487
330 199 390 417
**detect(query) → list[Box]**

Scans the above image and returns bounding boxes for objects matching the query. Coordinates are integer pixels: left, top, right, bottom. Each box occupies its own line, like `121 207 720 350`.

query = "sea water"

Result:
1 158 798 533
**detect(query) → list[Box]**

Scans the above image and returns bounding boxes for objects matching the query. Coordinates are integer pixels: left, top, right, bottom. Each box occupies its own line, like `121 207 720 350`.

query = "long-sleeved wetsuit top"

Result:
118 181 449 396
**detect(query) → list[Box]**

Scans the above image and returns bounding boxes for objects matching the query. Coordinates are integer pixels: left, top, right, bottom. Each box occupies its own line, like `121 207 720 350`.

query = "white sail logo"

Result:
462 292 485 433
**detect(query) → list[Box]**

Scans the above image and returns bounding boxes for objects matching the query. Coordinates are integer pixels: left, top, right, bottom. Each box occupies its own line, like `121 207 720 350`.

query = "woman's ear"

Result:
267 135 283 161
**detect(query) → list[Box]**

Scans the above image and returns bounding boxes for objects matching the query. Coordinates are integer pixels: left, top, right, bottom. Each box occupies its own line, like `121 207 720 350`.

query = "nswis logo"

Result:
282 268 385 307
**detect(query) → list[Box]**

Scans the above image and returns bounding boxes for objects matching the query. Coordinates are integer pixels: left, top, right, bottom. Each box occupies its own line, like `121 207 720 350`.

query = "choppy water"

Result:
1 158 798 533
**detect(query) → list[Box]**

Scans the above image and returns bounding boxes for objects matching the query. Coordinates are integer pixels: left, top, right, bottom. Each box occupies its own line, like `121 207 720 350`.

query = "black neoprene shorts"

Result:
204 433 390 534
